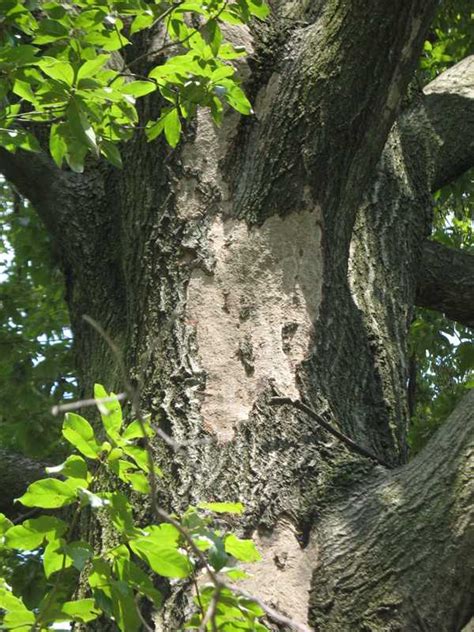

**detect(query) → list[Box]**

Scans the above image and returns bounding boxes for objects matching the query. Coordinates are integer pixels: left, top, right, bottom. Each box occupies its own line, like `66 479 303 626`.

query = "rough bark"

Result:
0 449 47 518
423 55 474 192
417 240 474 328
1 1 474 631
310 390 474 632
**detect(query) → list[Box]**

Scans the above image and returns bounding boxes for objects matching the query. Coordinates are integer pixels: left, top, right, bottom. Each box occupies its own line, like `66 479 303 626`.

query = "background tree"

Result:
0 0 473 629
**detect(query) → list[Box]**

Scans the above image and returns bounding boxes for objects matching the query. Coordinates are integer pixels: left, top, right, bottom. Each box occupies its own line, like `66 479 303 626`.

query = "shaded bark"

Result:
310 390 474 632
423 55 474 192
416 240 474 328
0 449 47 518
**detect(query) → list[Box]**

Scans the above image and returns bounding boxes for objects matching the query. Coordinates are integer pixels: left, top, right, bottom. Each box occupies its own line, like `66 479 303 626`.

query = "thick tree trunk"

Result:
2 2 474 630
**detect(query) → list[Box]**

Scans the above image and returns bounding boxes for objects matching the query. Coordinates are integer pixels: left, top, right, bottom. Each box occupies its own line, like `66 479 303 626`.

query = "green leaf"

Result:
0 584 35 629
224 534 261 562
208 538 229 571
38 58 74 86
130 12 154 35
107 491 136 535
0 513 13 536
46 454 90 486
67 100 98 154
12 78 36 103
110 581 140 632
164 107 181 147
211 65 235 82
58 598 101 623
131 539 193 578
49 123 67 168
122 81 157 98
64 540 94 572
101 139 122 168
456 341 474 373
43 537 72 578
224 568 250 581
223 81 253 115
17 479 77 509
123 445 150 472
198 502 244 514
77 55 109 81
121 418 154 441
5 516 66 550
125 471 150 494
142 523 180 547
94 384 122 438
65 140 88 173
115 557 162 607
62 412 102 458
247 0 270 19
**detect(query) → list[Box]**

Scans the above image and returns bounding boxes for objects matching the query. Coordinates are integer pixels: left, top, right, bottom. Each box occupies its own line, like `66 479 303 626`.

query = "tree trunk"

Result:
2 1 474 630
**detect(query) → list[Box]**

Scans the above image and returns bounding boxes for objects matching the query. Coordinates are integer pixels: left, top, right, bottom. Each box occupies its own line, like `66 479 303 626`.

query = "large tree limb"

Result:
416 240 474 327
309 390 474 631
0 448 47 518
0 149 68 230
423 55 474 192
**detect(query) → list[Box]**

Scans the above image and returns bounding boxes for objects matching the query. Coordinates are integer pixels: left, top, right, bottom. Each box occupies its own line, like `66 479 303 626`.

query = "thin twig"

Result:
199 586 220 632
51 393 127 416
270 396 391 469
82 315 161 522
128 0 228 68
223 583 312 632
193 575 206 618
135 595 155 632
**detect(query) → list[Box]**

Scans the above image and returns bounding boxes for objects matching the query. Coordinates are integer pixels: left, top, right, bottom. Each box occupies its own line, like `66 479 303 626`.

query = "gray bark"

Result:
310 390 474 632
0 449 47 518
1 1 474 630
417 240 474 328
423 55 474 192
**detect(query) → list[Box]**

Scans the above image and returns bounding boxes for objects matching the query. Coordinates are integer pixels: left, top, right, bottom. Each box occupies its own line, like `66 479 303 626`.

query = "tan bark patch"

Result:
186 209 323 439
242 520 317 629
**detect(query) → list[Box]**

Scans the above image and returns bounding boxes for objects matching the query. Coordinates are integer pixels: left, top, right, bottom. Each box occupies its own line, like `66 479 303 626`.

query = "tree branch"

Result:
0 148 68 229
423 55 474 191
310 390 474 631
416 240 474 328
0 448 47 518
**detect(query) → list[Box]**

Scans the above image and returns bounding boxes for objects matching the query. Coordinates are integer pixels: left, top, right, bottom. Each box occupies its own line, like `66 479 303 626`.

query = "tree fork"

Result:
309 390 474 631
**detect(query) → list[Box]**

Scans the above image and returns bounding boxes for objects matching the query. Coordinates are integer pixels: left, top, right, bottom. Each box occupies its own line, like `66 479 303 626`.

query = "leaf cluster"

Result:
0 386 268 631
0 0 268 171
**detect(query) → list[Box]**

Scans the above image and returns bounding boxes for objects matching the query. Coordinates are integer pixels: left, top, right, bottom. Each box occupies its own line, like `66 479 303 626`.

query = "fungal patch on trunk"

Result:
186 208 323 439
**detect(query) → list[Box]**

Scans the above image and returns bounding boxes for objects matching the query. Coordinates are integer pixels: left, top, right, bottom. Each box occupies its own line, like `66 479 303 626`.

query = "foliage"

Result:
407 0 474 454
0 387 268 631
0 177 76 457
408 176 474 453
0 0 268 172
419 0 474 82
